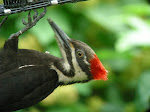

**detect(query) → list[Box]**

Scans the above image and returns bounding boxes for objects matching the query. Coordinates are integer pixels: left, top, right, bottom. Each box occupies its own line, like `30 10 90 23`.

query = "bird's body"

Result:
0 18 108 112
0 45 59 111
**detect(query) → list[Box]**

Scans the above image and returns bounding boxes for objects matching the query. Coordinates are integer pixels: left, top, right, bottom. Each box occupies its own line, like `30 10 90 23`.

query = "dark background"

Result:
0 0 150 112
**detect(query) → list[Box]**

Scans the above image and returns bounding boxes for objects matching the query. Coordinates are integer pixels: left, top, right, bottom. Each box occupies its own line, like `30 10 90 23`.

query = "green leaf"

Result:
75 83 92 97
30 7 71 47
135 70 150 112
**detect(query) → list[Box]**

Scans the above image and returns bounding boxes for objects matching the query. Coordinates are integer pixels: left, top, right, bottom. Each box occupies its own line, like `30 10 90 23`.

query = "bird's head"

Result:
48 18 108 85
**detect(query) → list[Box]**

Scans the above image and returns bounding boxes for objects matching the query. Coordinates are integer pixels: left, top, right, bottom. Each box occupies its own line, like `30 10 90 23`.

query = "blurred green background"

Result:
0 0 150 112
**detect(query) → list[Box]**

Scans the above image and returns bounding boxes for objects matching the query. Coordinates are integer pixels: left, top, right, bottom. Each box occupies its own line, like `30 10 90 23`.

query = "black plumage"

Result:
0 37 59 112
0 14 107 111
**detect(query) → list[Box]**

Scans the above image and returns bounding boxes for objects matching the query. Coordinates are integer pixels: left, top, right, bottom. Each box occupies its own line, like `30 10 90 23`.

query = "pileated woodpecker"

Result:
0 12 108 112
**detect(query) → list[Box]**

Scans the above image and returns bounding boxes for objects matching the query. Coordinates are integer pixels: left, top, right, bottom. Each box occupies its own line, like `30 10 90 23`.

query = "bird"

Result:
0 17 108 112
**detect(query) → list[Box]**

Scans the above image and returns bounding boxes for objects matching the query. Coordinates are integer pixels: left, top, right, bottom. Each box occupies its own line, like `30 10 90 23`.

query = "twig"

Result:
9 7 47 39
0 16 8 28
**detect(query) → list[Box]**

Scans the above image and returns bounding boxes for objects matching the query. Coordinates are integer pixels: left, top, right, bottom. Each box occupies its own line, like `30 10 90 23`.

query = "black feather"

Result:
0 34 59 112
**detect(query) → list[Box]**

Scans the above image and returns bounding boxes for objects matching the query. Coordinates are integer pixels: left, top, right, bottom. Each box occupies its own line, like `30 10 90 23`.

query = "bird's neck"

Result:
50 57 89 85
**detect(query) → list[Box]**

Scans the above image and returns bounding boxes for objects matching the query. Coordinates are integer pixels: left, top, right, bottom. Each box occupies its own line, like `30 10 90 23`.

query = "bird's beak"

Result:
47 18 71 50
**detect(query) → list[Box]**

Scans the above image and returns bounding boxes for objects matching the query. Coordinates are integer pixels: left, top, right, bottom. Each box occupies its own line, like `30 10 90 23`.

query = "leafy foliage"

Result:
0 0 150 112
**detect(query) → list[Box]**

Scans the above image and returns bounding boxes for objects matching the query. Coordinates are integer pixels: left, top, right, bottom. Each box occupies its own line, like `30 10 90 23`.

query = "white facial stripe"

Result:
18 65 35 69
55 33 71 72
60 47 70 72
83 56 90 66
51 65 73 84
51 63 87 84
70 45 88 82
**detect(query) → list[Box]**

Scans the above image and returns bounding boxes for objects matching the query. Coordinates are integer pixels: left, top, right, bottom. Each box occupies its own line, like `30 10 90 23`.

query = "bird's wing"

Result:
0 65 58 111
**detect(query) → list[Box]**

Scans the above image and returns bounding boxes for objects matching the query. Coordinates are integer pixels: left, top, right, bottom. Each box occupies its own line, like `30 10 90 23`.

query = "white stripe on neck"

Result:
18 65 35 69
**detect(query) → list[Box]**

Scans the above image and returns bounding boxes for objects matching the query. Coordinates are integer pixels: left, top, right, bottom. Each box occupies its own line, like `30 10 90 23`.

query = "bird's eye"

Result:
77 51 84 58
